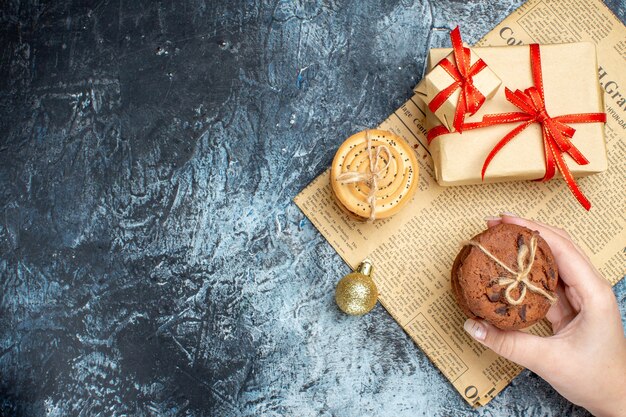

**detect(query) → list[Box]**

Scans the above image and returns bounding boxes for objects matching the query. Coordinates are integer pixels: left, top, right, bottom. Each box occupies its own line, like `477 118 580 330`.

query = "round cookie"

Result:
451 245 475 320
451 224 559 330
330 129 419 221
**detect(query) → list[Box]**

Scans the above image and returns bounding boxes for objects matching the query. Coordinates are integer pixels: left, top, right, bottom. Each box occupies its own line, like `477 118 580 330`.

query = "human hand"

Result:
463 214 626 417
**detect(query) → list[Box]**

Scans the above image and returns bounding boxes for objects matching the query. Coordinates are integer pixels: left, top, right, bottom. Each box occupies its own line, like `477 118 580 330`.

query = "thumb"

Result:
464 319 548 372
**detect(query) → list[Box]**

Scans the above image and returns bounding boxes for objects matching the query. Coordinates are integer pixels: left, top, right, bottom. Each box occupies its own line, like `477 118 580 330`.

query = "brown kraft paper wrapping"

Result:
415 48 501 132
426 42 607 186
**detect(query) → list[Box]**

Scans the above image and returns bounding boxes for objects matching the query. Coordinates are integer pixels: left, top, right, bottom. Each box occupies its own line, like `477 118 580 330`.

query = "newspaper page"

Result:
294 0 626 407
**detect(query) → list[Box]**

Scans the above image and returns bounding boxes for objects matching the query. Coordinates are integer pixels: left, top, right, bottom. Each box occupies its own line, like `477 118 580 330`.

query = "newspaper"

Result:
294 0 626 408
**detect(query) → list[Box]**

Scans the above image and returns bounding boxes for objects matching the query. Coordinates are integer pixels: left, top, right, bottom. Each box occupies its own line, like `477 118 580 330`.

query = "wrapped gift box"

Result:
415 47 501 132
425 42 607 186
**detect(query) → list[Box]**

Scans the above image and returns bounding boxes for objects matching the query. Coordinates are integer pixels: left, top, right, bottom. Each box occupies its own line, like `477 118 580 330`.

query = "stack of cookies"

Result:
451 224 559 330
330 129 419 222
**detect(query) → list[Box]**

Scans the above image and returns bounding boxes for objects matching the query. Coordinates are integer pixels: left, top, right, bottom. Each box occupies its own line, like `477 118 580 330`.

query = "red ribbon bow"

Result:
464 44 606 210
428 26 488 133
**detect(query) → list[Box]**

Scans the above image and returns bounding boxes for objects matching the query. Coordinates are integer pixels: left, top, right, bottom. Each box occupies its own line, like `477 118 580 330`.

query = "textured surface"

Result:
0 1 624 416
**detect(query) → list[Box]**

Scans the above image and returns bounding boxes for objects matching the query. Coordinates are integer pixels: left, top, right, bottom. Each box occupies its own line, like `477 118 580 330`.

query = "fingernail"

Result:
464 319 486 341
500 211 518 217
484 215 501 221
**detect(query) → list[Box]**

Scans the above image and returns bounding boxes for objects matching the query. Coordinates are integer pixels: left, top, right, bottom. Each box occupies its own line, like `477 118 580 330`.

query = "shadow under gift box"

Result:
420 42 607 186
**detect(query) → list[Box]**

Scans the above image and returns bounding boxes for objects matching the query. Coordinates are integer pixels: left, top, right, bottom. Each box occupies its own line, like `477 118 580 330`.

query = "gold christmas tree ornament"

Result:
335 260 378 315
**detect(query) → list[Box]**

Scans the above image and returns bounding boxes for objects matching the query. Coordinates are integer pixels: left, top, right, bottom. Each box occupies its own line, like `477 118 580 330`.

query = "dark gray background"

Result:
1 0 625 416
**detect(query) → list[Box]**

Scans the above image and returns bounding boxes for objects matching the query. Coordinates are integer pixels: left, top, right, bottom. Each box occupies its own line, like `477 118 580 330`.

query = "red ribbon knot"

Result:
535 108 549 124
428 26 488 133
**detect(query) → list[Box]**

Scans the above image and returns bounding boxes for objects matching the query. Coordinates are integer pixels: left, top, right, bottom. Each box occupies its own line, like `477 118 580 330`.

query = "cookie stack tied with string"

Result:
330 129 419 222
452 224 559 330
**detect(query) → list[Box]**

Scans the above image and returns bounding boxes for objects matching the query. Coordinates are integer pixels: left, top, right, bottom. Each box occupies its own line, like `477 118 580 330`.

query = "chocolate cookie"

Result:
451 224 559 330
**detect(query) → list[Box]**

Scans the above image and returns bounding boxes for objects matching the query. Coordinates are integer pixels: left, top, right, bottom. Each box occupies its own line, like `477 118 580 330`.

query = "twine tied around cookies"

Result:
335 130 391 222
463 235 557 306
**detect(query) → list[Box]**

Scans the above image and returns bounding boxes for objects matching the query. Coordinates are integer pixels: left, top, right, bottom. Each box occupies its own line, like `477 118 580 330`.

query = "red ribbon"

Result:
462 44 606 210
428 26 488 133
